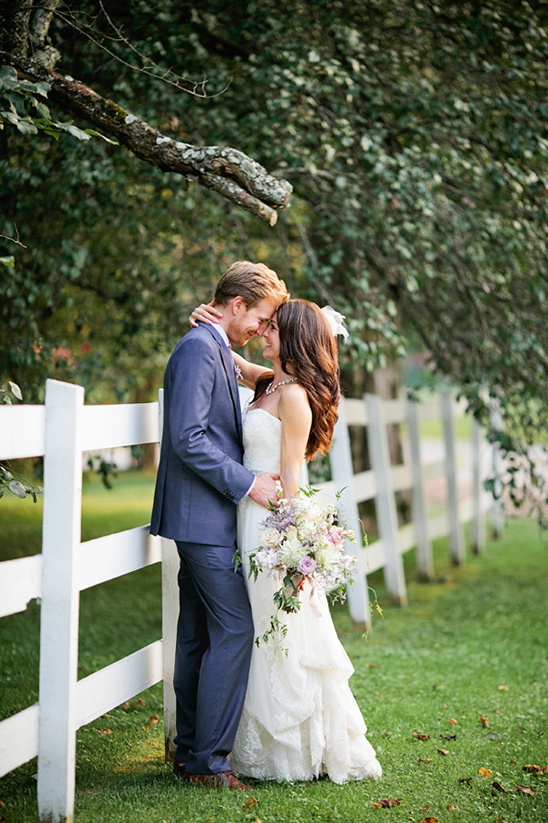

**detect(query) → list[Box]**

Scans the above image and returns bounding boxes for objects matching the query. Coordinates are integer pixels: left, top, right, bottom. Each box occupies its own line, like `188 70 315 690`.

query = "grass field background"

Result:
1 470 547 822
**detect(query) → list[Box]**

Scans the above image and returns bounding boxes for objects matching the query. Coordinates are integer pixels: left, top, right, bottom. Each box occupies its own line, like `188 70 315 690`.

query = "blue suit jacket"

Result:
150 323 254 545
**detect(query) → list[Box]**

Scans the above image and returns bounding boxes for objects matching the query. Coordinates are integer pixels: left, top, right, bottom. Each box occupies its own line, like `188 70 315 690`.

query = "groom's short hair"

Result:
215 261 289 308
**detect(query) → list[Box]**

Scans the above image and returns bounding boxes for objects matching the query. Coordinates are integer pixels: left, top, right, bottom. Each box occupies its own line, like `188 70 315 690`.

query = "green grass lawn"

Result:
418 412 472 442
1 473 547 822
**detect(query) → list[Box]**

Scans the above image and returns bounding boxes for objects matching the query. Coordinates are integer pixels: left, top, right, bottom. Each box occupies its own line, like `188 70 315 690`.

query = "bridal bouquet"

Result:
248 488 358 646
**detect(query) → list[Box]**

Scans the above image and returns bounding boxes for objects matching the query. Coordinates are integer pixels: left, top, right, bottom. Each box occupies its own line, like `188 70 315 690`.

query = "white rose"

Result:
261 527 282 548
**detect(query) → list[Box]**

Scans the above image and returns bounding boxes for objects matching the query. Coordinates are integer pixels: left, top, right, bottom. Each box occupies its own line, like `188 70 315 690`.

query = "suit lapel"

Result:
202 323 243 442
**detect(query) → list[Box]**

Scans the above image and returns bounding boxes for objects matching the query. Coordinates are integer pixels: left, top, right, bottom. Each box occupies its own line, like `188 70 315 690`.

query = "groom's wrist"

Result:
244 478 256 498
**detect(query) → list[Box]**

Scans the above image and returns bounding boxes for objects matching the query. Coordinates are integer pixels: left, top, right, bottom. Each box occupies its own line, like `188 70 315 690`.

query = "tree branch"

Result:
0 0 32 57
1 51 293 225
29 0 61 47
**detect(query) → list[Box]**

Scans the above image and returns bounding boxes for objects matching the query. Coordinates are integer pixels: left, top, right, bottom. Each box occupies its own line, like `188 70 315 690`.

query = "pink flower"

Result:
297 555 317 575
327 526 344 545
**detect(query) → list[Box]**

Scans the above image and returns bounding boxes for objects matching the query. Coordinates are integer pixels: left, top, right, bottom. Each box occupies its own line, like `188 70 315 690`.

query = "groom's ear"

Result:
231 296 245 314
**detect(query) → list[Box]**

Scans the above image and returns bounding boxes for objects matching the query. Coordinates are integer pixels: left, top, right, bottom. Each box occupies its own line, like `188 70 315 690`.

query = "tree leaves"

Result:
2 0 548 443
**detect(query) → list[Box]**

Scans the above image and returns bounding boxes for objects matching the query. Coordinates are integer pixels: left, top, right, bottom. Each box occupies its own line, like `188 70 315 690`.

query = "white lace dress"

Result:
230 408 382 784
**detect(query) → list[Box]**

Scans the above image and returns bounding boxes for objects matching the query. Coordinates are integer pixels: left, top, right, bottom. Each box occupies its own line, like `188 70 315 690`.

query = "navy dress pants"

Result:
174 540 254 774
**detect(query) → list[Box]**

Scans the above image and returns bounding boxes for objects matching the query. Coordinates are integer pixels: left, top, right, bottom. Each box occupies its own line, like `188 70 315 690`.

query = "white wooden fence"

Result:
0 378 491 822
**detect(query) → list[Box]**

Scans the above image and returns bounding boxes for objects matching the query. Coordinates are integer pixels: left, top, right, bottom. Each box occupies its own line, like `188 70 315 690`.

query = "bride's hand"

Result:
189 301 223 327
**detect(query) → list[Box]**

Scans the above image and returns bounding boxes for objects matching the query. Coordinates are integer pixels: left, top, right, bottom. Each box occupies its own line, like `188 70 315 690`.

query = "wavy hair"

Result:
255 299 341 459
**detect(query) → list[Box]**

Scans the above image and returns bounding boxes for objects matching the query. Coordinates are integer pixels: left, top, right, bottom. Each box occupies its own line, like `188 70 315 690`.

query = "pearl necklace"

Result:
265 377 297 395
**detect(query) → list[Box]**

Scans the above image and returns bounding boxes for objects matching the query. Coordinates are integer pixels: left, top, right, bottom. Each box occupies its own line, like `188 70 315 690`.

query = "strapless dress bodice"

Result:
242 408 281 475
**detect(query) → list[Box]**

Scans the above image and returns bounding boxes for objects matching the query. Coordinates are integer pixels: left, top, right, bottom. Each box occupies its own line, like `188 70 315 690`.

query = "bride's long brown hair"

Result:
254 299 341 459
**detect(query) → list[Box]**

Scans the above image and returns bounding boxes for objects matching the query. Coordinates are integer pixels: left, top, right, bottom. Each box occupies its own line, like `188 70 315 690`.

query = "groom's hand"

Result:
249 473 280 509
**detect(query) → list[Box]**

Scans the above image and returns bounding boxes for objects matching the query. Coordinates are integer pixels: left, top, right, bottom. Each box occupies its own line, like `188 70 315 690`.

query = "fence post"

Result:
157 389 178 760
471 418 486 554
365 393 407 606
161 543 178 760
329 399 371 626
406 397 434 580
489 401 505 539
37 380 84 823
440 388 465 566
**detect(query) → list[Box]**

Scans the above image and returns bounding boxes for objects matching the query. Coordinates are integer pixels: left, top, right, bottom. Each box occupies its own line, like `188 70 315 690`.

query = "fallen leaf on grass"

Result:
522 764 547 775
142 715 159 731
135 698 146 706
479 715 490 728
513 784 538 797
440 734 457 740
418 758 433 764
421 818 439 823
459 777 472 786
97 728 112 736
438 749 450 756
498 685 508 691
371 798 402 807
447 804 457 810
492 781 507 793
413 732 430 740
123 701 130 711
478 767 493 778
448 718 458 725
243 797 257 810
419 805 430 810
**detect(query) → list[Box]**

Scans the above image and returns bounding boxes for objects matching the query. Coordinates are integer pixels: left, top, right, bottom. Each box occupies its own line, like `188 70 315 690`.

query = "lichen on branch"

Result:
0 51 292 224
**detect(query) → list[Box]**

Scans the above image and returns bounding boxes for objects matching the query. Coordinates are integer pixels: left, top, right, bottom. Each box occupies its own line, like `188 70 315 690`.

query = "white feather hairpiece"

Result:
321 306 349 341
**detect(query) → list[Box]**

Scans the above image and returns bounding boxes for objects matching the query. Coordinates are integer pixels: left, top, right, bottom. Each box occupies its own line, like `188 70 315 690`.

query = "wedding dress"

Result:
230 408 382 784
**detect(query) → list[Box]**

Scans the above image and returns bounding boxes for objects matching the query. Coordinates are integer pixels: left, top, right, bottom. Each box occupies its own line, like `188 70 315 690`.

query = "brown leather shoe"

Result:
183 770 253 791
173 761 186 776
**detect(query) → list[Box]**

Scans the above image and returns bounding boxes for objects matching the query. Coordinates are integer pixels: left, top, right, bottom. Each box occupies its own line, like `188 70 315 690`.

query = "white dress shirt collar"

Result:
212 322 231 348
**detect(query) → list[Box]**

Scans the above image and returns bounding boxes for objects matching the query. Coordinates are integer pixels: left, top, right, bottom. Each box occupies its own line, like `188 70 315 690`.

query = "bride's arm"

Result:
232 351 273 390
189 301 221 327
278 384 313 498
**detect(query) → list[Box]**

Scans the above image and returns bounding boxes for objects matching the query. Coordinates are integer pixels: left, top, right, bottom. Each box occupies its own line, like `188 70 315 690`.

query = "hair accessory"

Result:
321 306 349 341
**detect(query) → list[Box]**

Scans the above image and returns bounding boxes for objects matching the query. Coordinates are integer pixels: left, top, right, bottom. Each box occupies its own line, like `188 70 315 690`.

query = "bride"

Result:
192 298 381 784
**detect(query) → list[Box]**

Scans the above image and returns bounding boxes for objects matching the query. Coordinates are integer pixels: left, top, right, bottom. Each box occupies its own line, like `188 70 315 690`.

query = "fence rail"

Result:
0 378 492 822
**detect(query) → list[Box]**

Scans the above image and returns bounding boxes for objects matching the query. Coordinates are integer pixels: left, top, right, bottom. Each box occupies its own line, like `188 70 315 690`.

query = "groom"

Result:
150 261 289 789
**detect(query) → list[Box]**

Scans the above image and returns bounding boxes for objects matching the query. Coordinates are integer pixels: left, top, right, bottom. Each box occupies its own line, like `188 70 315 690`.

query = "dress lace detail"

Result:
231 408 382 784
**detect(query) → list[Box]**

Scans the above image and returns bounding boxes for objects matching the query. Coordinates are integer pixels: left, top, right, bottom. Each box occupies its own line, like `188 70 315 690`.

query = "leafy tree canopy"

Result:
1 0 547 450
